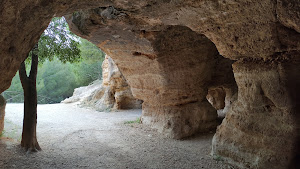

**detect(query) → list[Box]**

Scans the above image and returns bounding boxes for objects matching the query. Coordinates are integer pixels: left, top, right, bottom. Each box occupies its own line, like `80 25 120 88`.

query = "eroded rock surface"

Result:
0 0 300 168
207 87 237 118
67 9 223 138
65 2 300 167
63 55 142 111
212 56 300 169
207 57 237 118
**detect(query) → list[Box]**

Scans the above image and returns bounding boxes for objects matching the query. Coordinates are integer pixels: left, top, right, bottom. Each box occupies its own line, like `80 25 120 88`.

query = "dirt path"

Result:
0 103 233 169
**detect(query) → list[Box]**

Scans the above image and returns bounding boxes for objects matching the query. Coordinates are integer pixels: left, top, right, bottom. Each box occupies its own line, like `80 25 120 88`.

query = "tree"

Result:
2 38 105 104
19 17 80 151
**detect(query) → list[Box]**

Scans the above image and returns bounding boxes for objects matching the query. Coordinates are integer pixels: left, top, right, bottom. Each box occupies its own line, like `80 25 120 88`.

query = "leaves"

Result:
3 38 104 104
37 17 81 64
2 17 105 104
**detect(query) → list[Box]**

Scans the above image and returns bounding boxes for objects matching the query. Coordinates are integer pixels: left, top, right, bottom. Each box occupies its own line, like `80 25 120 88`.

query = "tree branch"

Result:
19 61 28 88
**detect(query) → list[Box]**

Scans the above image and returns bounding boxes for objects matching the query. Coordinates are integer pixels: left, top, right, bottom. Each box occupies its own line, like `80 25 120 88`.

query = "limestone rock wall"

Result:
1 1 299 92
212 57 300 169
65 2 300 167
63 55 142 111
0 0 299 168
206 56 238 118
66 8 238 138
207 86 237 118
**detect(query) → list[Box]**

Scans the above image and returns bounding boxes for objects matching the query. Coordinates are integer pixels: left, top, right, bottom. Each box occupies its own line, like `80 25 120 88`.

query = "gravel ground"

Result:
0 103 233 169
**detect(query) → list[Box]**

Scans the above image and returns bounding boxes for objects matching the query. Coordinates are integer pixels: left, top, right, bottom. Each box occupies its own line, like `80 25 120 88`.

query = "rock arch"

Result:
67 8 232 138
0 0 299 168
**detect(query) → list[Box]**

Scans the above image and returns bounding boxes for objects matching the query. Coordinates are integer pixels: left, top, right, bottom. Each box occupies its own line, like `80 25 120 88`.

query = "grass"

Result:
213 155 224 161
124 117 141 124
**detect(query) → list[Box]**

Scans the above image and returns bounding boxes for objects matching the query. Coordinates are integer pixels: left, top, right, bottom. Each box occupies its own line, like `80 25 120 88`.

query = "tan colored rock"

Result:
0 95 6 134
63 55 142 111
206 55 237 118
68 10 220 138
212 57 300 169
1 0 300 93
207 88 226 111
142 102 217 139
0 1 299 168
102 56 142 110
207 87 237 118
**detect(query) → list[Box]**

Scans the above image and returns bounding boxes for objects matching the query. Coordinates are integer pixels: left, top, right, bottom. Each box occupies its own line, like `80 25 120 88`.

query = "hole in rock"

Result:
205 54 237 125
206 85 238 125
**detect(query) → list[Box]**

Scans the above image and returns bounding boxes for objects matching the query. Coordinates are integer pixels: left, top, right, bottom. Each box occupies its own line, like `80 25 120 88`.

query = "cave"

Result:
0 1 299 168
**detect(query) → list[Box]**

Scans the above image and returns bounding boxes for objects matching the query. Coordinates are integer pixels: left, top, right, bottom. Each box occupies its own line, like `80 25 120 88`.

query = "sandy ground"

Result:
0 103 233 169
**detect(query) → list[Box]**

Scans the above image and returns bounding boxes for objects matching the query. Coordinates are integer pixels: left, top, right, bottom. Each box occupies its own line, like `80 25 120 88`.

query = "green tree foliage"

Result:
37 17 80 63
6 17 104 152
2 38 104 104
73 39 105 86
39 60 78 103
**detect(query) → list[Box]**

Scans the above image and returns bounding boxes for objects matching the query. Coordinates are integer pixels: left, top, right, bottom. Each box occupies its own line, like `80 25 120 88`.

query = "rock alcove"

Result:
0 0 299 168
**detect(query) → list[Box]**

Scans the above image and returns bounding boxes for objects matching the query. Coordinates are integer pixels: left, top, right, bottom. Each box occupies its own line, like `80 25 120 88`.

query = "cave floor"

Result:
0 103 233 169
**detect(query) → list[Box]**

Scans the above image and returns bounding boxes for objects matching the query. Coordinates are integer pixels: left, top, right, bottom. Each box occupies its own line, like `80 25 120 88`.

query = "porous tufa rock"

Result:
0 1 299 168
212 56 300 169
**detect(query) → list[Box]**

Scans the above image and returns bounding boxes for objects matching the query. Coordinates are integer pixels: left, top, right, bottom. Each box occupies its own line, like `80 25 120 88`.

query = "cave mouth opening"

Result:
1 17 105 105
0 7 239 168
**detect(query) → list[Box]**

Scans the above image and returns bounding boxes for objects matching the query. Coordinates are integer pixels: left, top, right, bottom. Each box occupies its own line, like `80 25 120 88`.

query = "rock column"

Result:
212 56 300 168
140 26 219 138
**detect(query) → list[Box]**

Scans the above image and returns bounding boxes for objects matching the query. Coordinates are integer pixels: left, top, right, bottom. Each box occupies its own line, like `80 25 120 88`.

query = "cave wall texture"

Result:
0 0 299 168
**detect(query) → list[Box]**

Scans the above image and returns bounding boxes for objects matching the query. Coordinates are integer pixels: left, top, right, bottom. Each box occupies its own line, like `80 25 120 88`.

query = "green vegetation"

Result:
213 155 224 161
124 117 141 124
2 19 105 104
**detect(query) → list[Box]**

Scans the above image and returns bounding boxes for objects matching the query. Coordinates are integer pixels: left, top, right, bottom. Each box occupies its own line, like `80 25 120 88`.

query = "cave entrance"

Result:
2 17 105 106
0 13 238 168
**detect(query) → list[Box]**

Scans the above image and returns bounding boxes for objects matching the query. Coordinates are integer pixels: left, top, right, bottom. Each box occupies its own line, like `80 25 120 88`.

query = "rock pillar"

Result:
139 26 219 138
212 56 300 168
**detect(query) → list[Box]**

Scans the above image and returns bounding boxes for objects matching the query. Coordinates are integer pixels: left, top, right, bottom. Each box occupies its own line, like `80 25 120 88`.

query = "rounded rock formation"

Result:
0 1 299 168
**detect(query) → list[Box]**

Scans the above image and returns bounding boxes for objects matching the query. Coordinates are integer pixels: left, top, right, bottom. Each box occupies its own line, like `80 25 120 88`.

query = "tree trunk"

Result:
19 44 41 152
